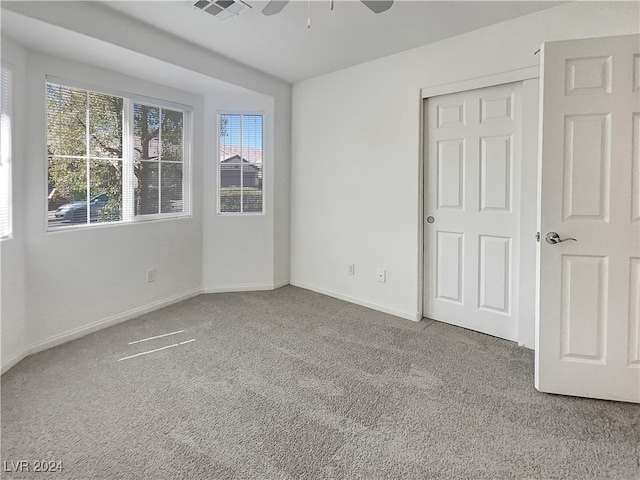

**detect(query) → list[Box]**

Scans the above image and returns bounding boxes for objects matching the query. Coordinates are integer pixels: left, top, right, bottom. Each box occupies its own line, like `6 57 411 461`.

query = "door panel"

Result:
560 255 607 363
480 135 511 211
629 258 640 366
536 34 640 402
479 235 510 313
563 114 610 220
425 82 521 341
436 231 463 303
437 140 464 209
633 113 640 222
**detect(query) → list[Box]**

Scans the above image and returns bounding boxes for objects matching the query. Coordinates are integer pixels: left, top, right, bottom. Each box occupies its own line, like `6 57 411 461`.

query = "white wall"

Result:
1 0 292 373
290 2 640 345
3 0 292 290
202 91 280 292
0 38 27 369
21 51 204 353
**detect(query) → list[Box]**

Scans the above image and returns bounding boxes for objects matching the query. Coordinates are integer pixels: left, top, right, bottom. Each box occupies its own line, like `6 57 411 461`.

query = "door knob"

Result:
545 232 577 244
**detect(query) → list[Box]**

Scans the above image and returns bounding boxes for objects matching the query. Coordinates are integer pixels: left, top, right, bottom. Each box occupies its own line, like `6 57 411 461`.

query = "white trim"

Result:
45 213 194 235
1 288 201 375
202 280 288 294
291 281 421 322
44 80 193 233
217 109 266 116
416 89 425 319
216 111 265 216
273 279 289 290
420 70 541 345
420 65 540 99
419 68 542 323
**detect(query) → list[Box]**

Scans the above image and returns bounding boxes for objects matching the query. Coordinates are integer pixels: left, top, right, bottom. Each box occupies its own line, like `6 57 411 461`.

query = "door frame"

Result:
419 66 540 348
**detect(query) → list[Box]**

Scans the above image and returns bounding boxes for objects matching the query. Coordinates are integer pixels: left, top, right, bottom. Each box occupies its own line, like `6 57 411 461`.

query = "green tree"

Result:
47 84 123 220
47 84 187 220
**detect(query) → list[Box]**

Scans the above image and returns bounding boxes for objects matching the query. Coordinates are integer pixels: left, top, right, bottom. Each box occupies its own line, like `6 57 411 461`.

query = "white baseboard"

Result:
290 280 422 322
2 280 421 374
1 288 202 375
273 279 289 290
202 280 289 294
1 351 28 376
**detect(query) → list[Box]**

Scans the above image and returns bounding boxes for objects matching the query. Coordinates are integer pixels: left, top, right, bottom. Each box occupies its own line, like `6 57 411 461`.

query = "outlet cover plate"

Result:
146 269 157 283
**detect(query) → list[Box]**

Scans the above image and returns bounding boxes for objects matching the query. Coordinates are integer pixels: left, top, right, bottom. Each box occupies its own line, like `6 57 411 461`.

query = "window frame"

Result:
44 76 193 232
1 63 13 240
217 110 265 216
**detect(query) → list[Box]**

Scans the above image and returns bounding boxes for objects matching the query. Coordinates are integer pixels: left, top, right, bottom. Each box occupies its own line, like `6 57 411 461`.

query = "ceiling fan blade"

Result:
261 0 289 16
360 0 393 14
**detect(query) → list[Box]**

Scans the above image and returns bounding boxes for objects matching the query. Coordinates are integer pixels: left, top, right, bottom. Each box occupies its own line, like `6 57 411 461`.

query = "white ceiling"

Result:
103 0 563 83
1 8 260 96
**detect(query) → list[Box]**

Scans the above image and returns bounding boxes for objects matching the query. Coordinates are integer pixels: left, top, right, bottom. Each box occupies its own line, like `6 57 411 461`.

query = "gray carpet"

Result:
2 286 639 479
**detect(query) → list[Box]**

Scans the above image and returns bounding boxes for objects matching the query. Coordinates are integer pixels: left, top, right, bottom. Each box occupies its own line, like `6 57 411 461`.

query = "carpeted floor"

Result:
2 286 639 479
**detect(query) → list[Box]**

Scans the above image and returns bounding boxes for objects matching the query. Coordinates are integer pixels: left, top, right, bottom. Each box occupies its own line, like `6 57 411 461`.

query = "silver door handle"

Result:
545 232 577 244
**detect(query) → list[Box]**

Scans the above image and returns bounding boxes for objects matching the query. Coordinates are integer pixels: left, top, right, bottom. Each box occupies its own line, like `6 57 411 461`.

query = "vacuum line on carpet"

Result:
118 339 195 361
128 330 185 345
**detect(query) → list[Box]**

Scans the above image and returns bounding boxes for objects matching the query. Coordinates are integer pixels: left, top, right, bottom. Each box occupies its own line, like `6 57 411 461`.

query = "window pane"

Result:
89 92 123 159
48 157 87 227
1 67 12 239
218 113 263 214
242 115 263 158
47 84 86 157
242 164 262 213
134 104 159 161
220 155 242 188
161 163 183 214
46 82 191 229
220 187 241 213
90 160 122 223
161 109 183 162
219 151 241 213
135 161 159 215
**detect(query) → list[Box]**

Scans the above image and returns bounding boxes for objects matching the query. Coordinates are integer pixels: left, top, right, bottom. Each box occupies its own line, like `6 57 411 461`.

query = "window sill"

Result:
216 212 265 217
46 213 193 234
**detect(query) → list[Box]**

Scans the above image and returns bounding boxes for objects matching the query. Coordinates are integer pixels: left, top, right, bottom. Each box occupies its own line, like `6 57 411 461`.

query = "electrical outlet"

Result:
146 268 157 283
376 268 386 283
348 264 355 275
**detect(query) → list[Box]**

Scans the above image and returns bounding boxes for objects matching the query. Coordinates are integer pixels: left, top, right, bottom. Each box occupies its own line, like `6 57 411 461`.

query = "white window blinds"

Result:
218 113 263 214
0 66 12 239
133 104 186 216
47 83 124 225
46 80 191 230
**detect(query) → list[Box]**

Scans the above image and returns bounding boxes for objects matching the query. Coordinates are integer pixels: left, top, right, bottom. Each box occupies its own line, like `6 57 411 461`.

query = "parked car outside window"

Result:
54 193 108 223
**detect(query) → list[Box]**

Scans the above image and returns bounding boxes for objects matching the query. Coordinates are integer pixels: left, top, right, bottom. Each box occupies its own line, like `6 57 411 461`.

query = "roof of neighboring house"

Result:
220 155 260 170
219 145 262 164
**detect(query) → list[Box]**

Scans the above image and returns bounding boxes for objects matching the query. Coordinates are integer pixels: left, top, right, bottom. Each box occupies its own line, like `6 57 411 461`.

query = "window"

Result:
46 80 191 230
0 66 12 239
218 113 263 214
134 104 185 216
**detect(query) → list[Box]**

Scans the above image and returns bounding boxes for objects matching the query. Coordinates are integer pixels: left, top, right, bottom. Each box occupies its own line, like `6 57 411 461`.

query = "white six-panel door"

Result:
424 83 521 341
536 34 640 403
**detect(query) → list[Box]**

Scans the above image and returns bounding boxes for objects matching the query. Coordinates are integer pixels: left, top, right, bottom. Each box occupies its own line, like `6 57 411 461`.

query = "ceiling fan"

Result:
262 0 394 16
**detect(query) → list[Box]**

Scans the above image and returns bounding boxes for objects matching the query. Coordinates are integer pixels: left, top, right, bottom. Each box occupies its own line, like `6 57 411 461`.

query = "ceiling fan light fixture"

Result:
261 0 394 17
